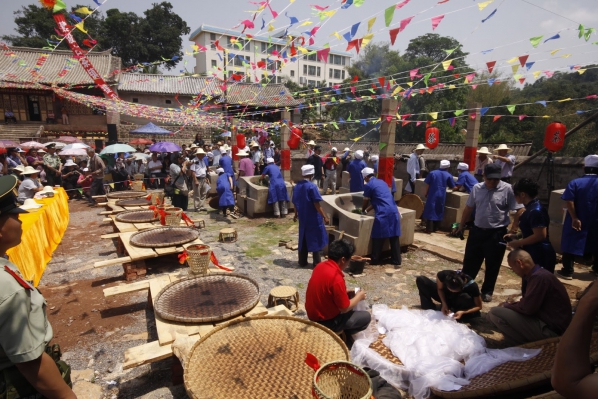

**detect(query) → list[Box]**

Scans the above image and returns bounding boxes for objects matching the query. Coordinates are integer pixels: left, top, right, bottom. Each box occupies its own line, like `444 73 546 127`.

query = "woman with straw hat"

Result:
474 147 493 182
17 166 43 203
492 144 516 183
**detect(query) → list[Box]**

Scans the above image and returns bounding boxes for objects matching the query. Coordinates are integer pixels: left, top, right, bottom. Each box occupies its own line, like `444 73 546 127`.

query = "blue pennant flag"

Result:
360 119 367 126
576 110 586 114
93 0 101 6
525 62 535 70
487 78 495 86
261 18 266 30
481 49 494 54
286 12 299 26
482 9 497 23
535 100 547 107
480 107 489 116
341 0 353 9
343 32 352 42
544 34 560 43
350 22 360 39
69 13 82 23
339 117 346 123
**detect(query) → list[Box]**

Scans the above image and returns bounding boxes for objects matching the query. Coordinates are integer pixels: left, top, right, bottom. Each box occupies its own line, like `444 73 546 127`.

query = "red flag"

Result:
378 77 385 88
518 55 529 67
486 61 496 73
351 75 359 83
493 115 502 122
389 27 400 45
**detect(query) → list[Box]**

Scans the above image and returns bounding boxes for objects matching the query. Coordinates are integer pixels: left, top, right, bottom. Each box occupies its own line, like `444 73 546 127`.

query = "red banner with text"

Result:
53 14 119 100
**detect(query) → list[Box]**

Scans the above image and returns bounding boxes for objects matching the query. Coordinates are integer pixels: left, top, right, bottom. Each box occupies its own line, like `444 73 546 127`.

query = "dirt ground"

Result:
35 198 589 399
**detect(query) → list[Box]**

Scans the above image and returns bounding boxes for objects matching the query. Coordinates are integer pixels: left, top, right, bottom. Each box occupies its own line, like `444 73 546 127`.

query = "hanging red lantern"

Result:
543 121 566 152
287 127 303 149
236 134 246 149
425 127 439 149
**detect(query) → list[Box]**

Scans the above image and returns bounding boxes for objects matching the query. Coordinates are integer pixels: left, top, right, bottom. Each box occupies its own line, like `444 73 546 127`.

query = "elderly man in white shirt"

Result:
406 144 427 193
189 148 209 212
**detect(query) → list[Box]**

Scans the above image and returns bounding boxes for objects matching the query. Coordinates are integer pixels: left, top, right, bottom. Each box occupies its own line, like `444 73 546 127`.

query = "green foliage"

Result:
2 2 189 70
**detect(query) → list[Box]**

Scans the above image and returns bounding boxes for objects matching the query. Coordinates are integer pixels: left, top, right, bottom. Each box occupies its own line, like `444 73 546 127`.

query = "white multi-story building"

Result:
189 24 352 88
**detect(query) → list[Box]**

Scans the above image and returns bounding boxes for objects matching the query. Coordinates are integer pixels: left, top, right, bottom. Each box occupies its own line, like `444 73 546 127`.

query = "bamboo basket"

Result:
164 207 183 226
187 244 211 275
133 173 145 181
151 191 165 205
313 361 372 399
131 181 144 191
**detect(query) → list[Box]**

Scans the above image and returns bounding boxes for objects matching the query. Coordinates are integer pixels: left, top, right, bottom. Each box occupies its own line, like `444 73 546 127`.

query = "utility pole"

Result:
281 110 291 181
378 98 398 188
464 102 482 172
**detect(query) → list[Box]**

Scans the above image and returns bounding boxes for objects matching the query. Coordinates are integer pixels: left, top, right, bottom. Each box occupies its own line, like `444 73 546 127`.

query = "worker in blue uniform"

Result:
557 154 598 279
422 160 456 233
218 149 236 187
293 164 330 267
347 150 367 192
261 157 289 218
361 167 402 267
453 162 478 194
216 167 235 216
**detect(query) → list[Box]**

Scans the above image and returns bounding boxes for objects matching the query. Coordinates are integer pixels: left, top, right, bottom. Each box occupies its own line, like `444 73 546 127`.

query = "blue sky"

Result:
2 0 598 80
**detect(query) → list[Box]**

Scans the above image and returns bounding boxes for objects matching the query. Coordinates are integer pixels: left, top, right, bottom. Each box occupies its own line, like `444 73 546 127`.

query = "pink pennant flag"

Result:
399 16 414 33
519 115 527 121
544 71 554 78
416 121 423 126
431 15 445 30
447 65 454 70
240 20 255 31
409 68 419 80
389 28 400 45
396 0 410 9
470 113 477 120
472 84 478 89
465 73 475 83
586 94 597 99
350 86 356 95
429 78 436 82
317 48 330 63
311 4 329 11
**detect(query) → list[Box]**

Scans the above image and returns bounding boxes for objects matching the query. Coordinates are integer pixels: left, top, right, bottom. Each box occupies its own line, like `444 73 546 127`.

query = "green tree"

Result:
98 9 144 66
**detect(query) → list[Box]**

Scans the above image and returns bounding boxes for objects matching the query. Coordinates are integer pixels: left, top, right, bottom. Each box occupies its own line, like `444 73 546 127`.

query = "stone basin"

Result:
237 175 294 217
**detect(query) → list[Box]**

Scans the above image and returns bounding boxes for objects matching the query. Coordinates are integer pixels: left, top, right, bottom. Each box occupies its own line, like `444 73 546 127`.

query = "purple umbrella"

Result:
149 142 181 153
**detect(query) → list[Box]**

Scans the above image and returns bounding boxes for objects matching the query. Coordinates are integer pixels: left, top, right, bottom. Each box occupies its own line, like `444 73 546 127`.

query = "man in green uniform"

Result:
0 175 76 399
43 143 62 187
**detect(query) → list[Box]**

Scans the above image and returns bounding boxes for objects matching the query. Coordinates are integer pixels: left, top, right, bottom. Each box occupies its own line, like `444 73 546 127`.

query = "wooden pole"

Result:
379 98 398 187
463 102 482 172
281 110 291 181
231 118 239 170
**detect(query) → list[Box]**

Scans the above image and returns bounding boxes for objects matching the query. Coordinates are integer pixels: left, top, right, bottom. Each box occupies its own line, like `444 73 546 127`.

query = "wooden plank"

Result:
120 231 158 261
150 276 191 346
97 202 108 206
133 223 156 230
154 246 180 256
107 204 125 213
100 233 121 239
92 195 106 199
244 302 269 317
103 280 150 297
100 211 113 215
102 218 112 223
123 341 172 370
94 256 132 268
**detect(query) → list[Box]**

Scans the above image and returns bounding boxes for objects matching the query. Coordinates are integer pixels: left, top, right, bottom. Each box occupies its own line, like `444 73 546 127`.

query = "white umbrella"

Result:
62 143 91 150
100 143 137 154
132 152 150 160
59 148 88 157
45 141 66 149
20 141 46 149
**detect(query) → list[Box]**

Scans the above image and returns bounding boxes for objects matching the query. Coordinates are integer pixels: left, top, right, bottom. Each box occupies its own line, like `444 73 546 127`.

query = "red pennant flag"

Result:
518 55 529 67
493 115 502 122
351 75 359 83
453 73 460 78
389 27 400 45
426 121 432 127
486 61 496 73
519 77 526 84
257 60 266 69
402 120 410 127
214 40 224 51
290 42 297 56
378 77 385 88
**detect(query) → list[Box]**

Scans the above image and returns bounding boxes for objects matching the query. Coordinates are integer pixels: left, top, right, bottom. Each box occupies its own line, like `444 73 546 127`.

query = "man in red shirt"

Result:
305 240 371 342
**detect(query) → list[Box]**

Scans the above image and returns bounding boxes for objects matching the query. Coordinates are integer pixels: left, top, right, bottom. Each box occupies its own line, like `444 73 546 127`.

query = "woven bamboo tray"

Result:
129 226 199 248
114 198 152 207
184 316 350 399
106 191 147 200
115 210 159 223
154 273 260 323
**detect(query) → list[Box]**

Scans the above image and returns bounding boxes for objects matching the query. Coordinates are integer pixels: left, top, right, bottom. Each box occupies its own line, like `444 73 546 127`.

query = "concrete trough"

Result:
237 176 294 218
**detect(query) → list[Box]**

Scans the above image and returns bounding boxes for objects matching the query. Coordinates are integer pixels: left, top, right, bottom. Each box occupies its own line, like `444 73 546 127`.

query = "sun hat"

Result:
17 148 26 153
195 148 206 155
343 147 351 152
236 150 249 156
266 157 274 164
221 144 230 152
20 198 42 210
354 150 364 159
493 144 513 153
250 141 259 148
190 144 198 149
301 164 315 176
216 168 225 174
64 159 77 167
414 144 426 151
484 163 501 179
584 154 598 168
477 146 492 155
42 186 58 194
370 155 379 162
13 165 25 173
440 160 450 169
457 162 469 171
37 149 46 153
306 140 316 146
361 167 375 178
21 166 39 175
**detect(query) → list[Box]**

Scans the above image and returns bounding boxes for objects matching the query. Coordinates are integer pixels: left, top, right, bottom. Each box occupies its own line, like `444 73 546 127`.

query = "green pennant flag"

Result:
369 88 376 93
578 24 585 38
78 189 83 194
424 73 431 86
53 0 67 13
354 0 365 6
529 35 543 48
347 112 352 121
454 109 465 116
331 97 337 102
331 122 339 130
379 142 387 151
584 28 596 41
384 5 395 27
507 105 516 114
443 47 458 55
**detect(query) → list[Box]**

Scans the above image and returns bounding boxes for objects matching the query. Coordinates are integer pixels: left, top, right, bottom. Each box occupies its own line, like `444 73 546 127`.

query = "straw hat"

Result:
42 186 58 194
414 144 426 151
64 159 77 167
493 144 513 153
477 146 492 155
20 198 42 210
306 140 316 146
236 150 249 157
343 147 351 152
250 141 259 148
13 165 25 173
21 166 39 175
220 144 230 152
195 148 206 155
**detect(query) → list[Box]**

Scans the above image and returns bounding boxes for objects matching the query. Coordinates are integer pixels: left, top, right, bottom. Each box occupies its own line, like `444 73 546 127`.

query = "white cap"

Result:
370 155 379 162
457 162 469 171
266 157 274 164
361 167 375 178
354 150 364 159
584 154 598 168
216 168 225 174
331 147 337 152
302 164 315 176
440 160 450 168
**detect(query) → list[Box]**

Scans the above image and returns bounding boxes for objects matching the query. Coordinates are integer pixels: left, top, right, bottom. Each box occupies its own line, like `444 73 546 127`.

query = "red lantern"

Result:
280 149 291 170
236 134 246 149
425 127 439 149
543 122 566 152
287 127 303 149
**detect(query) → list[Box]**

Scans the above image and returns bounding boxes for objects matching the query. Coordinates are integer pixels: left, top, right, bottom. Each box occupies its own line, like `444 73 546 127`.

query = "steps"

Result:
0 123 44 142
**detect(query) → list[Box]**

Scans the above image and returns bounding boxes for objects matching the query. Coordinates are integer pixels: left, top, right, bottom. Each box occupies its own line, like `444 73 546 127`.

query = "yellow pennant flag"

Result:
75 6 93 15
331 31 342 40
560 54 572 58
478 0 494 11
391 85 403 96
297 46 308 54
299 21 313 26
367 17 376 32
406 82 413 87
429 112 438 120
373 117 381 124
75 22 87 34
268 24 275 32
511 64 519 74
558 98 571 102
550 49 561 55
506 57 518 64
448 84 456 89
442 59 453 70
361 33 374 47
321 10 337 18
578 69 587 74
513 74 522 80
533 70 542 79
351 137 361 142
